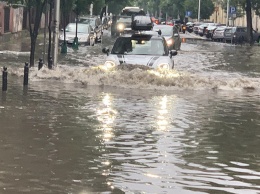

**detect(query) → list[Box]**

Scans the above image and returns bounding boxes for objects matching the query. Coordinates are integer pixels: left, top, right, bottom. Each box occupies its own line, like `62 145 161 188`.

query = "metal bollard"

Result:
23 62 29 86
38 58 44 70
2 66 7 91
48 57 53 69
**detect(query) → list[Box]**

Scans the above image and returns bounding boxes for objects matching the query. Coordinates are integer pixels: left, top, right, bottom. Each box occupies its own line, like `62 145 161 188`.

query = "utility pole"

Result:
226 0 230 26
53 0 60 67
198 0 201 22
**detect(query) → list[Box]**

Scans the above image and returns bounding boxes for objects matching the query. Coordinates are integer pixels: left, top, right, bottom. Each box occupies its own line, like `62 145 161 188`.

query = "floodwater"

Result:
0 31 259 194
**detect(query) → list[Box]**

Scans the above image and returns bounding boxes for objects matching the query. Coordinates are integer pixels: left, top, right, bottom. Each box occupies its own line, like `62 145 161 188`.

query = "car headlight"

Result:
117 24 125 31
167 39 174 46
104 61 116 69
158 63 170 70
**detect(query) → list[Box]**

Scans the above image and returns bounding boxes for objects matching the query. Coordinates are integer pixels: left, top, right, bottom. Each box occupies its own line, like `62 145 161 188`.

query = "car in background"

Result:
186 22 194 33
153 24 181 50
224 26 260 43
79 16 103 43
102 32 177 70
198 23 212 36
193 22 203 34
212 26 227 42
205 23 225 39
59 23 95 46
111 15 132 36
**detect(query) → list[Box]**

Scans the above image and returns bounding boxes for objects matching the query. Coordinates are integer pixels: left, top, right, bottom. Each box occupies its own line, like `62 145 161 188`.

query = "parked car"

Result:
79 16 103 43
205 23 225 39
193 22 203 34
212 26 228 42
224 26 260 43
153 24 181 50
59 23 95 46
198 23 212 36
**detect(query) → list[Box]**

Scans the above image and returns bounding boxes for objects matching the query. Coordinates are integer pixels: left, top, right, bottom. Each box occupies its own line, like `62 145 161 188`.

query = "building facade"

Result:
210 3 260 30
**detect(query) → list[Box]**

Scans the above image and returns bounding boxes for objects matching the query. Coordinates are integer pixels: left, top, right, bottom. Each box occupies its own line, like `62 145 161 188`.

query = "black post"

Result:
2 67 7 91
38 58 44 70
48 57 53 69
23 62 29 86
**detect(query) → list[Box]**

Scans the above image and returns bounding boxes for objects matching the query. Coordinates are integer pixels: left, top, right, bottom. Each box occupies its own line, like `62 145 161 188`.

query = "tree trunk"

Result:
246 0 253 45
28 0 47 67
30 35 37 66
48 0 53 65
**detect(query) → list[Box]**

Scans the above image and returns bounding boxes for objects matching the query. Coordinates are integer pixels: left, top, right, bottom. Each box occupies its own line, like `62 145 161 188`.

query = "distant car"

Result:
153 24 181 50
111 16 132 36
198 23 212 36
102 31 177 70
79 16 103 43
212 26 227 42
224 26 260 43
205 23 225 38
59 23 95 46
193 22 203 34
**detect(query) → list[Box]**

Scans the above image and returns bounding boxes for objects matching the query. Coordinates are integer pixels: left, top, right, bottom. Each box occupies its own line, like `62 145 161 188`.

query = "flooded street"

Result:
0 31 259 194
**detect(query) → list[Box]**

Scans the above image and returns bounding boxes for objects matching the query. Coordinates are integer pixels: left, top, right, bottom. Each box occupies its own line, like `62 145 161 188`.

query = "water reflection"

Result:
97 93 117 142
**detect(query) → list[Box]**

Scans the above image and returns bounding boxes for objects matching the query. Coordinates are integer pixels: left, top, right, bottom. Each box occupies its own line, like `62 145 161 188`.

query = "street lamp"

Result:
226 0 230 26
198 0 201 22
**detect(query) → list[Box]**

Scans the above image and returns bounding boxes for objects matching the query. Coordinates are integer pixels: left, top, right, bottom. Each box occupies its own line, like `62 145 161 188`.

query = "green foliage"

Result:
184 0 214 20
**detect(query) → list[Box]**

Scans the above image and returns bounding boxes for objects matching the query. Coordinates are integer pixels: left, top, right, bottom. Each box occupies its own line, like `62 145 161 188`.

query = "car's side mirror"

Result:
170 50 177 58
61 28 64 32
102 47 110 56
173 33 179 37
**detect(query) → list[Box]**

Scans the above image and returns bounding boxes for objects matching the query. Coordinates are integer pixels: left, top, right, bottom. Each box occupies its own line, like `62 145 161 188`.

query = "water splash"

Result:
8 64 260 91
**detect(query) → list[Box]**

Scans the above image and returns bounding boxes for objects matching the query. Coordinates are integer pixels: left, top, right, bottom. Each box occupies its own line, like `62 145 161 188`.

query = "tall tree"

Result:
225 0 259 44
5 0 47 67
184 0 214 20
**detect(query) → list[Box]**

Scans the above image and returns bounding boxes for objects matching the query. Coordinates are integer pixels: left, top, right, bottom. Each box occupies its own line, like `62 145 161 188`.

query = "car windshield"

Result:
80 18 96 26
66 24 89 33
117 17 132 23
111 37 166 56
153 27 172 36
225 28 233 33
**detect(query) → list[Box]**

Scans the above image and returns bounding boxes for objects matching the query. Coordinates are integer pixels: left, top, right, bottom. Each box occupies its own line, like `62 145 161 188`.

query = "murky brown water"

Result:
0 31 259 194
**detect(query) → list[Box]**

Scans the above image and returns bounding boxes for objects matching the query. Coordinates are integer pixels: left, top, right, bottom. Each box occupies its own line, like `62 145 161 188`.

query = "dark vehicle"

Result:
111 16 132 36
79 16 102 43
132 15 153 31
111 6 146 36
153 25 181 50
172 19 183 31
186 22 194 33
224 26 260 44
